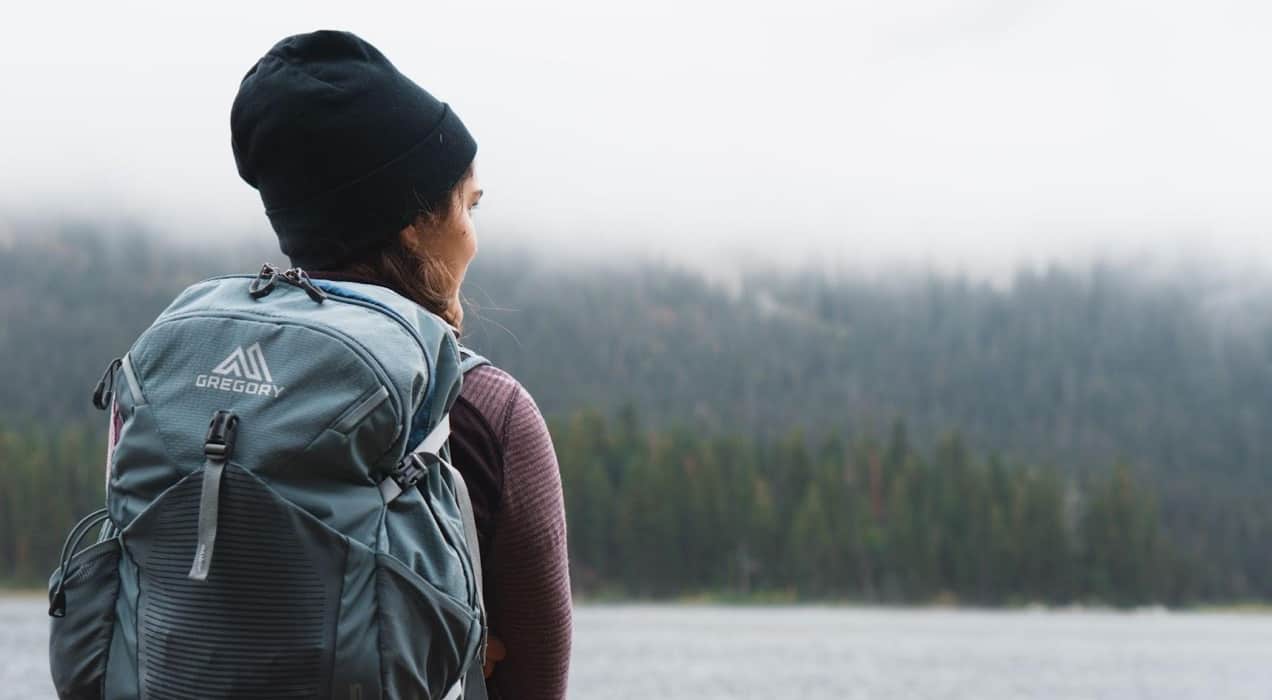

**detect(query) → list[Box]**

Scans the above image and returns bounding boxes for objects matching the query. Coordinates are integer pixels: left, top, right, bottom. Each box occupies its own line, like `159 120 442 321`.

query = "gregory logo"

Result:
195 343 285 397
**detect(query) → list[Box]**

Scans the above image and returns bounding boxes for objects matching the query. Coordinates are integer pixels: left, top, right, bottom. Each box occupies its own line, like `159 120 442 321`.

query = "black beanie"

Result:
231 30 477 269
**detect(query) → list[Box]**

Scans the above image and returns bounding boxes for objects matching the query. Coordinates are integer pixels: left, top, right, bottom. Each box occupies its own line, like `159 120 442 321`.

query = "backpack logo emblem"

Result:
194 343 285 398
212 343 274 382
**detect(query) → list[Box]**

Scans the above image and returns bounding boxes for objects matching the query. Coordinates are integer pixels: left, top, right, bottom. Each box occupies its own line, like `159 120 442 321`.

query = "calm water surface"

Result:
5 595 1271 699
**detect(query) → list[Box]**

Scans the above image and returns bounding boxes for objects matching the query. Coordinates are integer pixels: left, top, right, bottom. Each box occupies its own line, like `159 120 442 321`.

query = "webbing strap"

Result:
188 456 225 581
447 459 489 700
378 415 451 502
462 660 489 700
377 468 407 503
189 410 237 582
419 414 451 459
445 460 485 606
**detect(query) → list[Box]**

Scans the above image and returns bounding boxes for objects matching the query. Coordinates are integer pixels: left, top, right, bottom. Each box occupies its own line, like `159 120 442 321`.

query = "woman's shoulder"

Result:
458 362 544 440
461 362 520 398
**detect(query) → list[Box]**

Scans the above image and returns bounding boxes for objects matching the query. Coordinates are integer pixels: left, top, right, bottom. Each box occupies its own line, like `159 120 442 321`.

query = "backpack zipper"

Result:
315 285 482 604
311 283 437 421
180 272 438 428
146 309 406 453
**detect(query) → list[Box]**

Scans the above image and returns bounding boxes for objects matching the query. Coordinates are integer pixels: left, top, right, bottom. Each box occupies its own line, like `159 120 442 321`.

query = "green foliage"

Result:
554 412 1186 606
0 223 1268 600
0 420 104 584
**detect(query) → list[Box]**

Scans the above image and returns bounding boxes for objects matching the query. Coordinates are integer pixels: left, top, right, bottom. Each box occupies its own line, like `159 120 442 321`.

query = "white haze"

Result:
2 0 1271 280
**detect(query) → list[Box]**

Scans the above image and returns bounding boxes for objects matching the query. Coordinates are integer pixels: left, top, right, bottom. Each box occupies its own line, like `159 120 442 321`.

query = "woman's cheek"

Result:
462 215 478 261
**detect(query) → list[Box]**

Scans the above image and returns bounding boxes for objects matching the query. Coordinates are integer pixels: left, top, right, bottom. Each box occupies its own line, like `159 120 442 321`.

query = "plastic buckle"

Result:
391 453 429 491
204 410 239 459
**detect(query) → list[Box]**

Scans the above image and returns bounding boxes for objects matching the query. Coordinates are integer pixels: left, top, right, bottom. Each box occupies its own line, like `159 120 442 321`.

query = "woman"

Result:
230 30 572 699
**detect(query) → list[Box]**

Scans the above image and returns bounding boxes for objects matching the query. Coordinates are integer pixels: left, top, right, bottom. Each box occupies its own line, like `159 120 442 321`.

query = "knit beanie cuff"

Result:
268 104 477 270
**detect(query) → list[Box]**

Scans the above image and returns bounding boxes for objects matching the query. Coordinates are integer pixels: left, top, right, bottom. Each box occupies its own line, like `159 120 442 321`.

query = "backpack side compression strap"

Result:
452 348 499 697
445 459 489 700
382 415 489 700
378 415 451 502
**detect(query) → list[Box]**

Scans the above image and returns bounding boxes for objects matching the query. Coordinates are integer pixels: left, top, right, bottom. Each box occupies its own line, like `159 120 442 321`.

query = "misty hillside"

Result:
5 223 1272 493
4 223 1272 598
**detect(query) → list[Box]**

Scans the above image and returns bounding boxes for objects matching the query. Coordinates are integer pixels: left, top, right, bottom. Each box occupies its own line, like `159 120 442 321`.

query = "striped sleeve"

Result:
463 367 572 699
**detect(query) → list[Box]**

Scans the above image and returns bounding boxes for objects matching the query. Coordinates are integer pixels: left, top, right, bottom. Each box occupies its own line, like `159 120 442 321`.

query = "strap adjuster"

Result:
203 410 238 459
380 415 451 502
379 454 430 502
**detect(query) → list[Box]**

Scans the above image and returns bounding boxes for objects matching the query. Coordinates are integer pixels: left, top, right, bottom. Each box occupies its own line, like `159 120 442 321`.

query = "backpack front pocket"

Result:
122 463 347 699
48 517 122 700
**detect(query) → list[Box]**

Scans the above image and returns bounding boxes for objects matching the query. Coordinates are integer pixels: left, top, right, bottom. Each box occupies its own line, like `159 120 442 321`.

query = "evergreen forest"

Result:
2 222 1270 605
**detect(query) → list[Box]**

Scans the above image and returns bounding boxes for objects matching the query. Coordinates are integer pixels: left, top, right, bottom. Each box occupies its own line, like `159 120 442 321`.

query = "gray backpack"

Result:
48 264 489 700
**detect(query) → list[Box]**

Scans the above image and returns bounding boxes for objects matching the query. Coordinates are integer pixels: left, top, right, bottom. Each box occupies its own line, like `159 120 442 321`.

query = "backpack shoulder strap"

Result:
457 345 490 376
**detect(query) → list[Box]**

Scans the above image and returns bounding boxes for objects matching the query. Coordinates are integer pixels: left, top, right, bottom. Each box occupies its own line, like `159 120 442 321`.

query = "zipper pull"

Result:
49 508 111 617
248 263 281 299
92 357 123 410
283 266 328 303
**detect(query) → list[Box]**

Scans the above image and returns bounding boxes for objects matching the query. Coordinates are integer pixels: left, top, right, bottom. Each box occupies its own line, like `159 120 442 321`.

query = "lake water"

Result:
5 595 1271 699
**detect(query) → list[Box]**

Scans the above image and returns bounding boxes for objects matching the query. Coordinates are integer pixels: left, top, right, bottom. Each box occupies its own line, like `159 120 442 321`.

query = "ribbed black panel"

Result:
137 468 329 699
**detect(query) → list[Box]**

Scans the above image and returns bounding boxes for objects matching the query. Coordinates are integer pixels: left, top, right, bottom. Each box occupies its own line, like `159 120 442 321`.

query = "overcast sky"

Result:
3 0 1270 276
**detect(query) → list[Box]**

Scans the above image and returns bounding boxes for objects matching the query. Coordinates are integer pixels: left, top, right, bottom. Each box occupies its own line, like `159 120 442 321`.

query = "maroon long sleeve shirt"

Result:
450 364 573 699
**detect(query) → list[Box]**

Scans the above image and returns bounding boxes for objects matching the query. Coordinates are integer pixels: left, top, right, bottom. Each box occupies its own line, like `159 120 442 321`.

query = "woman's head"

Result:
339 161 484 329
230 30 480 326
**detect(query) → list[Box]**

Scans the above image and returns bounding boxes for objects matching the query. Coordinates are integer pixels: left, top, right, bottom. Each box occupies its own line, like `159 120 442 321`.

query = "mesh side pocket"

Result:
48 537 121 700
375 552 481 700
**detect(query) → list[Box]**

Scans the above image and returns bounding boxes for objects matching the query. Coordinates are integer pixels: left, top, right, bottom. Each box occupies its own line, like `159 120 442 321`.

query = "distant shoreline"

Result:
0 589 44 600
6 587 1266 613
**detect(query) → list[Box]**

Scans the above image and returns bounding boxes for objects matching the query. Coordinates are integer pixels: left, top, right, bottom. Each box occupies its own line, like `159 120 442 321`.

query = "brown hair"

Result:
336 164 473 330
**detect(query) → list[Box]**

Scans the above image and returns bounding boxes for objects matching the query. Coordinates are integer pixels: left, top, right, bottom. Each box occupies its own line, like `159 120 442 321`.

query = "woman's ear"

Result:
396 220 415 247
399 216 441 253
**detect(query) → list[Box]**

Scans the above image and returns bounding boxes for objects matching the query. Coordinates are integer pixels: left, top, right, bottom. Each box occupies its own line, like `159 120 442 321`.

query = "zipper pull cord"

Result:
248 263 281 299
91 357 123 410
49 508 111 617
283 266 328 303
